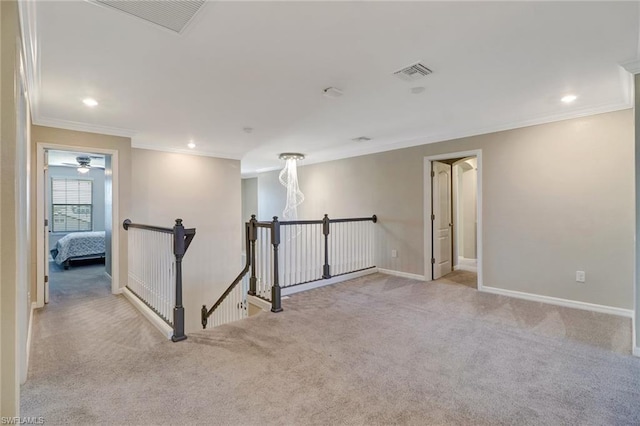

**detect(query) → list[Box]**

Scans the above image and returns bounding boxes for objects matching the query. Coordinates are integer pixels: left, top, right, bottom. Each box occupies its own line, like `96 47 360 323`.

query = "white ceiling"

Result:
25 1 639 175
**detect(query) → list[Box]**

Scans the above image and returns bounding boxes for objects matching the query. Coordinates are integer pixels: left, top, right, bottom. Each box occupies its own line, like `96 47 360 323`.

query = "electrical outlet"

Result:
391 249 398 258
576 271 586 283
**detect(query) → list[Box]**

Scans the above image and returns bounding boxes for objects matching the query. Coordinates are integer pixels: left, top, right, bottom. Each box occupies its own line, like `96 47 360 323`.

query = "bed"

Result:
51 231 106 269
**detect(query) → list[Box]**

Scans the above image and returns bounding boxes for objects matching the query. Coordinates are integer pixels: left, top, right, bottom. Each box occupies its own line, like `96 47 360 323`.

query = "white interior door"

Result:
44 150 50 304
432 161 452 279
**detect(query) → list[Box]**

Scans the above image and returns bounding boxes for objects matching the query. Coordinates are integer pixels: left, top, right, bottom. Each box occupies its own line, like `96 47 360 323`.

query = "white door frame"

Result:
36 142 120 307
424 149 483 289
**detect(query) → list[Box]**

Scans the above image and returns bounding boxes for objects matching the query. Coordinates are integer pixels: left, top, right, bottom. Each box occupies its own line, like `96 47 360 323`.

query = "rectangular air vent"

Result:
393 62 433 82
90 0 206 34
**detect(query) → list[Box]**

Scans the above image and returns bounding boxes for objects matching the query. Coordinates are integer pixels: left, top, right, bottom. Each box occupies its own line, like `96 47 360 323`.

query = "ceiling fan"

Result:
61 156 105 174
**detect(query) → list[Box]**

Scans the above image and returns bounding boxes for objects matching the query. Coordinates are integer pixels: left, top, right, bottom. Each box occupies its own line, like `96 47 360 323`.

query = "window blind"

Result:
51 178 93 232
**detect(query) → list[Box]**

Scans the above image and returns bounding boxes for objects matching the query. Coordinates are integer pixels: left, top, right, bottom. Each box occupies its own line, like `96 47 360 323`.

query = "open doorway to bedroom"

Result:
36 144 119 307
44 150 111 304
425 150 483 290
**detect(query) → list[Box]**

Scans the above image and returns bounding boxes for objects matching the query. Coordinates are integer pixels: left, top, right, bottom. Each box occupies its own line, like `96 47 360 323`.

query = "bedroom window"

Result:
51 178 93 232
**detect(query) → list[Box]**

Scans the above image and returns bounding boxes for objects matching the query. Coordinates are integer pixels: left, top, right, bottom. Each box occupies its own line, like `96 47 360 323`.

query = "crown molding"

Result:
131 143 243 161
263 101 633 175
34 116 136 138
18 0 41 121
33 118 244 161
622 59 640 74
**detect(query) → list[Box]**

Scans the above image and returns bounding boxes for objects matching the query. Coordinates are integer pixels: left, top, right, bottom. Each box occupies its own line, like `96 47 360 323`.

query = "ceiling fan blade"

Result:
61 162 78 166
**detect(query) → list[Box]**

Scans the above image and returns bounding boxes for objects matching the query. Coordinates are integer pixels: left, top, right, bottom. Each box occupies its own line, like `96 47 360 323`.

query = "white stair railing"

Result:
205 277 248 328
201 214 377 329
279 215 377 286
124 219 195 342
280 223 324 287
127 226 175 323
328 220 375 276
200 222 254 329
254 224 274 300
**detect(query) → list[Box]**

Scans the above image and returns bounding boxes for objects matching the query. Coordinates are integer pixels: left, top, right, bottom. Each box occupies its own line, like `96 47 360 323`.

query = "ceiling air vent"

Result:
352 136 372 142
90 0 206 34
393 62 432 82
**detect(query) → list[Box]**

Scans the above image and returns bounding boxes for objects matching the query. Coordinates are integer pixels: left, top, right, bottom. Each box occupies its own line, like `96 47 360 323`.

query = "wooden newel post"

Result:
271 216 283 313
172 218 187 342
249 215 258 296
322 214 331 279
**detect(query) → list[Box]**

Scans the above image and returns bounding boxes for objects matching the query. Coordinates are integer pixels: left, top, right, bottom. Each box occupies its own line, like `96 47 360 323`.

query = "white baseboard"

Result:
454 264 477 273
282 268 379 296
633 346 640 358
247 294 272 312
24 302 36 383
122 287 173 340
455 256 477 273
481 286 634 318
377 268 426 281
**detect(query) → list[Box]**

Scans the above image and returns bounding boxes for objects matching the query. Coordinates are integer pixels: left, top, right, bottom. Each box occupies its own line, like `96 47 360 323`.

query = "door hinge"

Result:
44 219 48 227
44 275 49 283
431 170 435 178
431 214 435 221
431 258 435 265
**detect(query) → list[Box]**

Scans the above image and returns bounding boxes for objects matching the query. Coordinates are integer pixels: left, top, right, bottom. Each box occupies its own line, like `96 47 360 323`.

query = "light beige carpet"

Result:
440 270 477 289
22 269 639 425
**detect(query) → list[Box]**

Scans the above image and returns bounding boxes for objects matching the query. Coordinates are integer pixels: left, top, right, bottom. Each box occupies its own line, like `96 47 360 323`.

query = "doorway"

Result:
424 150 483 289
44 150 110 303
36 143 120 307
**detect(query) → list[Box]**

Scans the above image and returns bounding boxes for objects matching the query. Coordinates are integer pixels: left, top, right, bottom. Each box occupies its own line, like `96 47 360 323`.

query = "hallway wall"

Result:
241 177 258 249
30 126 132 300
456 158 477 260
1 0 27 415
256 109 634 310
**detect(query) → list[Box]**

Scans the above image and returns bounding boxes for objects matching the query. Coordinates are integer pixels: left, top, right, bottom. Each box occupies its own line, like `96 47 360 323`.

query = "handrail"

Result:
123 219 173 234
329 215 377 224
280 219 322 225
201 222 251 328
123 218 195 342
280 215 377 225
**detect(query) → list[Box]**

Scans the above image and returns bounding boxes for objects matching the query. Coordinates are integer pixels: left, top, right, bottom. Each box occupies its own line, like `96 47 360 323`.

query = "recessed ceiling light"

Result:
82 98 98 107
410 87 426 95
243 127 254 134
187 141 196 149
561 94 577 103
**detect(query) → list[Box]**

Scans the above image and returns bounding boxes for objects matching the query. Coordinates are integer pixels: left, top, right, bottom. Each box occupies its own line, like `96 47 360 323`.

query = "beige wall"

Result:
130 149 241 332
257 171 285 221
242 178 258 222
241 178 258 249
30 126 132 298
459 159 477 259
258 110 634 310
1 0 20 415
